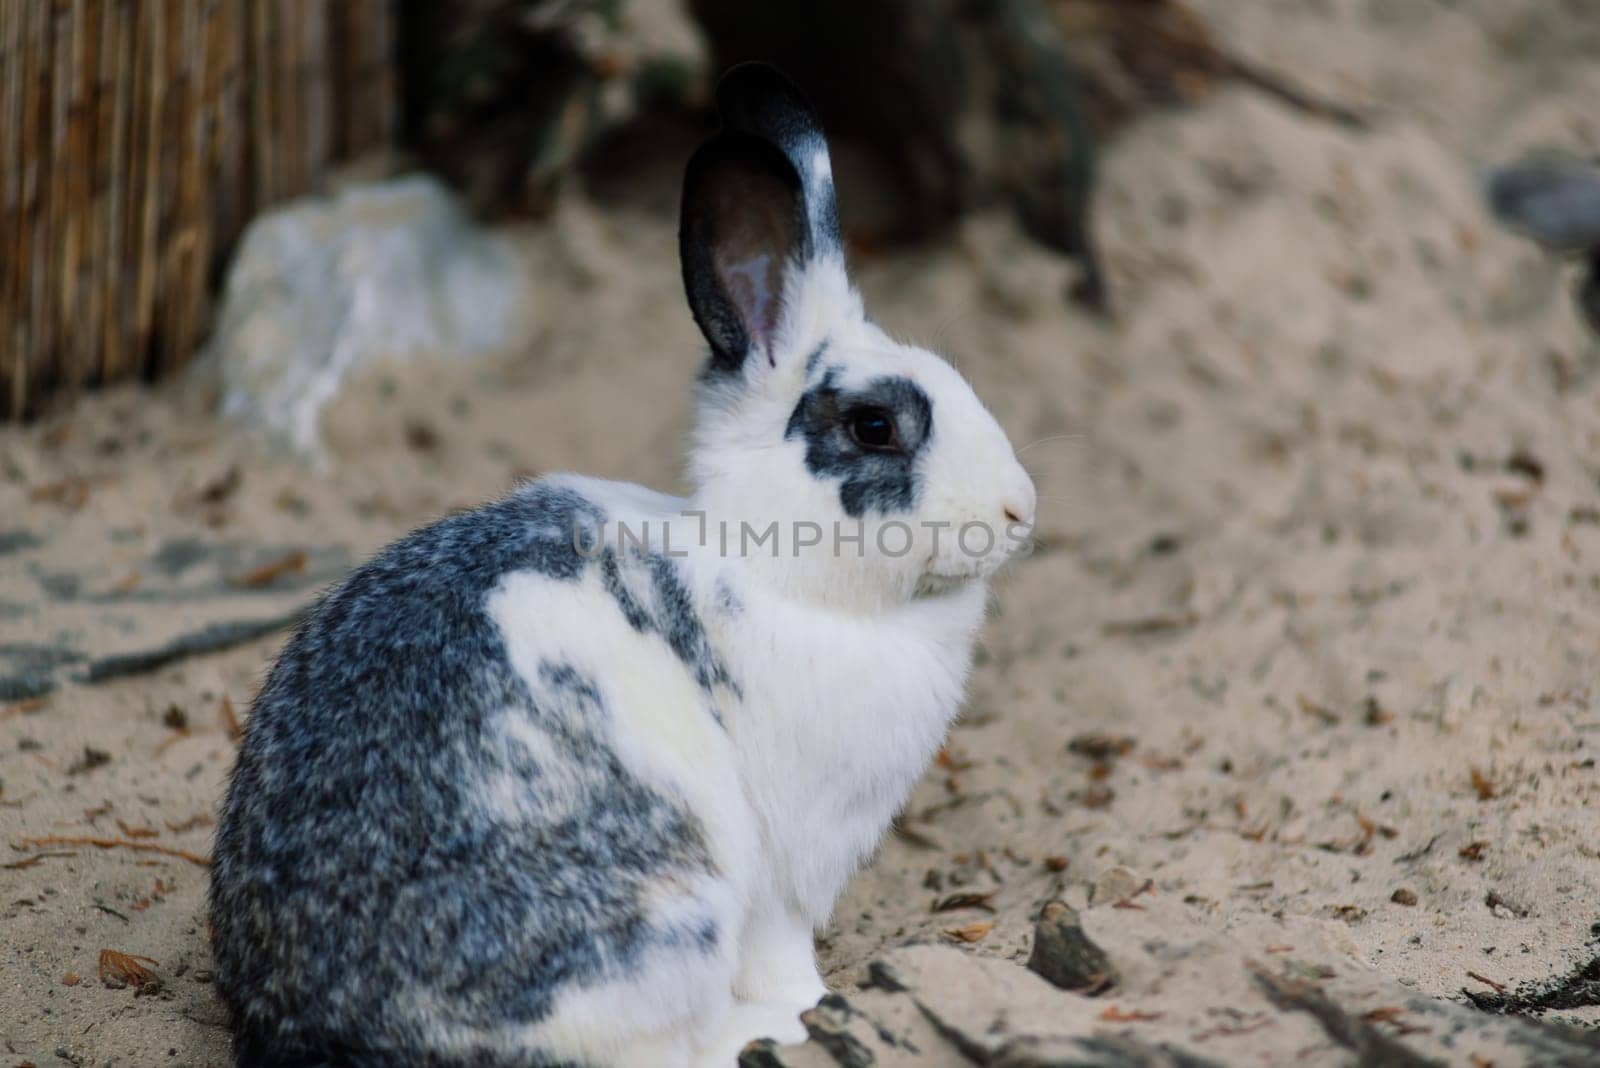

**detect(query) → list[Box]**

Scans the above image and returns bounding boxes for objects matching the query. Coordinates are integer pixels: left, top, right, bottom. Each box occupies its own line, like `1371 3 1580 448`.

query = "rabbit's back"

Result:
210 479 749 1066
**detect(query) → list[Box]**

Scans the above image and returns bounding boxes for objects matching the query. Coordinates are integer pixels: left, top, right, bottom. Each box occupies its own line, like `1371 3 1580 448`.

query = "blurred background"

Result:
3 2 1600 1065
2 0 1382 419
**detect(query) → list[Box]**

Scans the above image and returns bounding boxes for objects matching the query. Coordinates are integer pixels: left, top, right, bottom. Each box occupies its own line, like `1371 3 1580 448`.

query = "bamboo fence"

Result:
0 0 397 420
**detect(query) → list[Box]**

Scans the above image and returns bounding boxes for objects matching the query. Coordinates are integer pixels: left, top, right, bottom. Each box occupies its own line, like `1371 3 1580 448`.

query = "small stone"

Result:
1089 866 1144 905
1067 732 1136 761
736 1040 784 1068
65 746 111 775
1485 155 1600 250
864 960 907 993
1026 900 1116 995
1080 784 1115 809
1148 532 1182 555
800 996 875 1068
1391 888 1418 906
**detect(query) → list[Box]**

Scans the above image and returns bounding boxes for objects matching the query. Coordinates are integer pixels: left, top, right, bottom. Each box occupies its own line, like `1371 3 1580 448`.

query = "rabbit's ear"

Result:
714 63 842 262
681 64 845 373
680 132 806 371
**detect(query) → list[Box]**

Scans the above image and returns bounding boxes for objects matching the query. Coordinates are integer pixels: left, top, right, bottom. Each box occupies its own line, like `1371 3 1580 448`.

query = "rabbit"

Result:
209 62 1037 1068
1485 154 1600 334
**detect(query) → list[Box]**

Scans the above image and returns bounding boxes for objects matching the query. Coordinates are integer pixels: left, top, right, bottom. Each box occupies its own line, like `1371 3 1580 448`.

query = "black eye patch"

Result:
785 371 933 517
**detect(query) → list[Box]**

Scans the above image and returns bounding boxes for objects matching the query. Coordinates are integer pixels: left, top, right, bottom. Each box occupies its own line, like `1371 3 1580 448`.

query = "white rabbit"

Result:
210 62 1036 1068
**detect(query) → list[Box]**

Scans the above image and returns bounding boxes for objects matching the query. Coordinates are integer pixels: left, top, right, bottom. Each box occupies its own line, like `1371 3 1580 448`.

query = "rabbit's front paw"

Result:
733 913 826 1008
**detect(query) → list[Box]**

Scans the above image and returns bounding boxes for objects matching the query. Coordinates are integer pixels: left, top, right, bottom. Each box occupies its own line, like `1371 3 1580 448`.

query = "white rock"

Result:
210 174 529 460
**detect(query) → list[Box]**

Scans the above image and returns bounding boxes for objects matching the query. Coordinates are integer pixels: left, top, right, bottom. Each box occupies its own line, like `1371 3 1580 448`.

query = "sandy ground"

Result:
3 1 1600 1064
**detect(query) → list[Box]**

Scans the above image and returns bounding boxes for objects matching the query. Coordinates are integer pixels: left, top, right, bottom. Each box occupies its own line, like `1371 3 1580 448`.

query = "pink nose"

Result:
1002 498 1034 527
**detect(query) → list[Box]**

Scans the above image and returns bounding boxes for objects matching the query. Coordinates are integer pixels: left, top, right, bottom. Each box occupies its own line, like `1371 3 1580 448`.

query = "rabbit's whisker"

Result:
1017 433 1084 456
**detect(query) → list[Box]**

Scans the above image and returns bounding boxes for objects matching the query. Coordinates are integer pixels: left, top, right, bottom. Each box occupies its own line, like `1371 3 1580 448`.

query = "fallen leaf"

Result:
943 921 994 943
931 891 998 914
66 747 112 776
1100 1006 1163 1022
220 694 243 741
228 550 308 589
29 476 93 509
1298 693 1339 725
98 949 159 987
18 835 209 866
1363 696 1394 726
1081 785 1114 809
1067 732 1136 761
1467 970 1507 993
1 696 49 719
193 465 243 504
935 745 975 771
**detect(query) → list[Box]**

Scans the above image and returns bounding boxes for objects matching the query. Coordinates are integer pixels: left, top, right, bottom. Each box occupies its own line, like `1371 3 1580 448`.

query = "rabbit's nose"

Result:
1000 462 1038 530
1001 486 1037 529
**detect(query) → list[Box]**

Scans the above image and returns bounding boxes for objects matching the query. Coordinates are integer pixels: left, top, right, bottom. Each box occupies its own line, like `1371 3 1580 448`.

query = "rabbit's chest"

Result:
715 583 986 917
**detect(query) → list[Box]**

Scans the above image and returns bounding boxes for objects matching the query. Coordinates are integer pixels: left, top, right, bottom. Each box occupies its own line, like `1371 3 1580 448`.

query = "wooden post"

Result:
0 0 398 418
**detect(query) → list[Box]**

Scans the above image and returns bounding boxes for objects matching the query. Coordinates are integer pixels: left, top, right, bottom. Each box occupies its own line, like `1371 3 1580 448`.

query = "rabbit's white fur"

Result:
476 242 1032 1065
209 63 1035 1068
480 481 996 1066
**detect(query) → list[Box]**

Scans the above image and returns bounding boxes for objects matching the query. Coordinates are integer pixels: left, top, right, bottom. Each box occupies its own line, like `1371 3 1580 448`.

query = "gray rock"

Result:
1088 867 1145 906
801 995 880 1068
210 174 530 460
0 530 41 556
0 642 83 700
1027 901 1116 995
744 926 1600 1067
1486 155 1600 251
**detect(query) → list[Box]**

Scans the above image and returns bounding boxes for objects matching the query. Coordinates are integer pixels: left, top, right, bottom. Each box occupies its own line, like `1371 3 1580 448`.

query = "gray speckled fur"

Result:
210 483 728 1066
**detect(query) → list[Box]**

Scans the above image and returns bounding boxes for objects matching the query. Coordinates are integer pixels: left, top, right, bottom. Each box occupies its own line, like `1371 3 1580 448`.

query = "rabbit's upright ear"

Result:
713 63 842 262
681 64 842 373
681 134 804 372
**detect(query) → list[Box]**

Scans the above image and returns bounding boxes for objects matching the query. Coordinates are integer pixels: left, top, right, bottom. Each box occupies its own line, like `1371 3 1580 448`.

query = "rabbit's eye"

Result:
847 407 901 451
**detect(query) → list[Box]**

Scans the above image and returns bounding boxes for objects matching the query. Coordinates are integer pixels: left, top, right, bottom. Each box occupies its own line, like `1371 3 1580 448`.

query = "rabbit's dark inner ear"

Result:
681 134 803 372
715 63 842 261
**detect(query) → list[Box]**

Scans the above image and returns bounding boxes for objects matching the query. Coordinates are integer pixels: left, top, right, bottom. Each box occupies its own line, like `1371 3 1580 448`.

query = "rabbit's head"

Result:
680 64 1036 611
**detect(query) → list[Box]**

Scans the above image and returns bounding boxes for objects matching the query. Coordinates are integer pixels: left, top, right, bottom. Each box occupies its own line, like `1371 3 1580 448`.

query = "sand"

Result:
2 1 1598 1064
